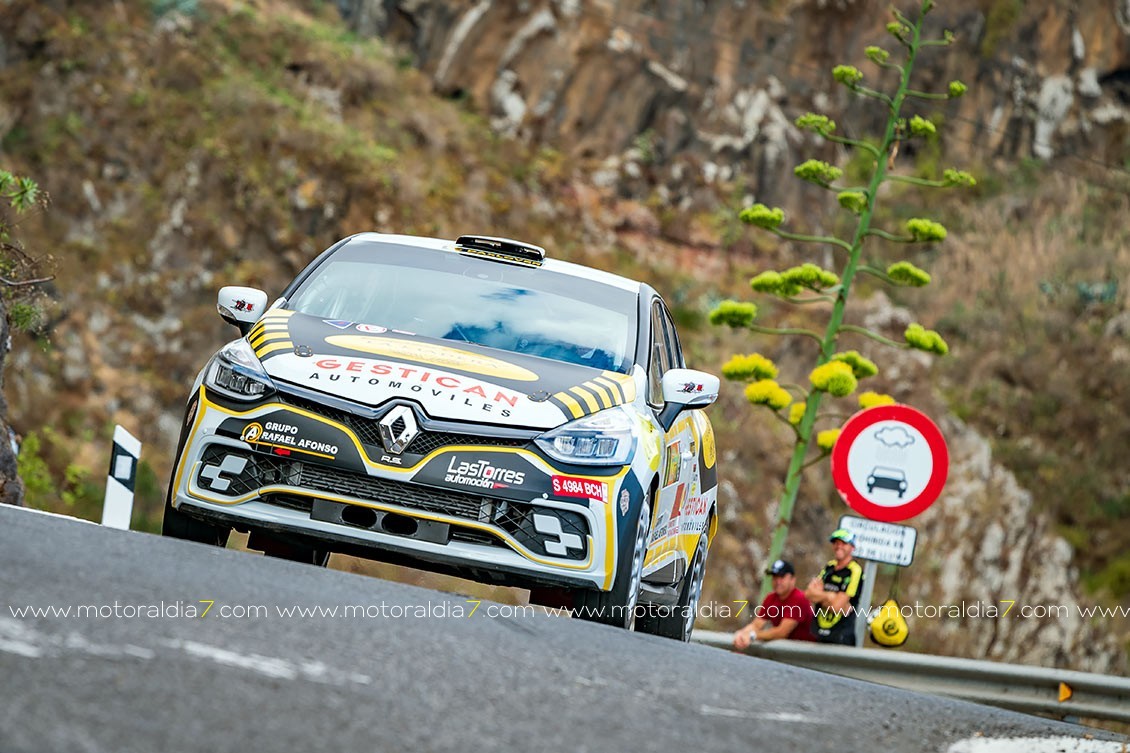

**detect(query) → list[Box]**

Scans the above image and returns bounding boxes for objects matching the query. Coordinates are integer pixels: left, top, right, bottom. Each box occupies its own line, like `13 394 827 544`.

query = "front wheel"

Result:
635 534 708 641
251 531 330 567
571 497 651 629
161 495 230 548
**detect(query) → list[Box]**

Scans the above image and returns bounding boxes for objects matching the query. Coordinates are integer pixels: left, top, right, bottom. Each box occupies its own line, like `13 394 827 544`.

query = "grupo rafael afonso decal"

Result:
247 310 636 428
217 410 366 472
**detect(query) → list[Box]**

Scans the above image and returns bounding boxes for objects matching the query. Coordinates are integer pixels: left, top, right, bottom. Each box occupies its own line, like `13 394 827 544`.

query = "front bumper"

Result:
172 390 627 590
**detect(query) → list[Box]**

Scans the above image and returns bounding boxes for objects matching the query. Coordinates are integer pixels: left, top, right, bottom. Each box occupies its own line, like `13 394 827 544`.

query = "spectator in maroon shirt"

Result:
732 559 816 648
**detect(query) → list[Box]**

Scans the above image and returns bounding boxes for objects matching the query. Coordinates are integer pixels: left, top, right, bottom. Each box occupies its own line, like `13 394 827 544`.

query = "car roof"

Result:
345 232 642 294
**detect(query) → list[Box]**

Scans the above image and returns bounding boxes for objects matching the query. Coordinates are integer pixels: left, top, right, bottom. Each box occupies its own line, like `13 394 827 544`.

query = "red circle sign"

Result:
830 404 948 522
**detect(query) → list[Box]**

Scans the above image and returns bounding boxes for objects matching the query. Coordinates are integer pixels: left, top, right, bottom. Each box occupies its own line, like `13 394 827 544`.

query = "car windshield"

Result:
285 240 638 373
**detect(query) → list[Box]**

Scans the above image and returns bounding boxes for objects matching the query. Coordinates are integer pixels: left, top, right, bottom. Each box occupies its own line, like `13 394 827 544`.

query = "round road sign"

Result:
830 404 948 522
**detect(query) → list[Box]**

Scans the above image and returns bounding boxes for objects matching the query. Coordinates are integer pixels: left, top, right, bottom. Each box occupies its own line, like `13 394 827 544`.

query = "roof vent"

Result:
455 235 546 266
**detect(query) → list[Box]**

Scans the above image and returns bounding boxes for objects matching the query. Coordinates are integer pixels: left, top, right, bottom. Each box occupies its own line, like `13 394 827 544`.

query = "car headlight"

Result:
205 339 276 400
535 408 637 466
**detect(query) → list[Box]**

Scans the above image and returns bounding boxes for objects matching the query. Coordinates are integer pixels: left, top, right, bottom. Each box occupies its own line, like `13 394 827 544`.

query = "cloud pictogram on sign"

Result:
874 426 915 449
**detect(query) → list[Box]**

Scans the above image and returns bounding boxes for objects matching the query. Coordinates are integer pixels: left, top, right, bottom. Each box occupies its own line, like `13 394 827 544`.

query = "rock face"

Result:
344 0 1130 210
0 301 24 507
919 415 1122 672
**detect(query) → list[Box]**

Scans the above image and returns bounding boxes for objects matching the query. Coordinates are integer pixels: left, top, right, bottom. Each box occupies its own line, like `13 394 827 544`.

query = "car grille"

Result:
277 394 529 455
197 446 588 560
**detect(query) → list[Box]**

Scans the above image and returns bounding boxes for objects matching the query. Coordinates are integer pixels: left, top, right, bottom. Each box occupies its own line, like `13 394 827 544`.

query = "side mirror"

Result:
658 368 720 431
217 286 268 336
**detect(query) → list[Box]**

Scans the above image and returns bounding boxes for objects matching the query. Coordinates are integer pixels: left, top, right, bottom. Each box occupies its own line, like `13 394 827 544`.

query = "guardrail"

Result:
692 630 1130 724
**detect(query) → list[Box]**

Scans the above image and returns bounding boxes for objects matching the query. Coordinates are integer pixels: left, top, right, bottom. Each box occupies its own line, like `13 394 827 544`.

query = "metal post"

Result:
854 559 878 647
102 425 140 530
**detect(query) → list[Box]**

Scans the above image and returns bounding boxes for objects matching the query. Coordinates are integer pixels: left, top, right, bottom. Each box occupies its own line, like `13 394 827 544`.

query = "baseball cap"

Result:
829 528 856 545
765 559 795 576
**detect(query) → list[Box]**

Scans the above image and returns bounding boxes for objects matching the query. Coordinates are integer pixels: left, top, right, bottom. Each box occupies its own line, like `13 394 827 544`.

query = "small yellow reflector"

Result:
1058 682 1073 703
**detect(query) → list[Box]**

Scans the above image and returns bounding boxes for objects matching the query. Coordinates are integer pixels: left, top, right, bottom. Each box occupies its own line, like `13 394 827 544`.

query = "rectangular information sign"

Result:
837 514 917 567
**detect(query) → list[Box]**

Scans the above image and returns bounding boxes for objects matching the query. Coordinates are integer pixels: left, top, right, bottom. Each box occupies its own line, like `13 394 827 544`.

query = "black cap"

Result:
766 559 795 576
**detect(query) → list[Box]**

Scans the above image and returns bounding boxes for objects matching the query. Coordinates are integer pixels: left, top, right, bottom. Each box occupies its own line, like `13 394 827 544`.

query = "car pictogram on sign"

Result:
867 466 908 497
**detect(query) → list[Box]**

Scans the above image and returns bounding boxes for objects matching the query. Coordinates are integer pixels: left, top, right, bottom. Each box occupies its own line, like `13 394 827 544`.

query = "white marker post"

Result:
102 425 141 530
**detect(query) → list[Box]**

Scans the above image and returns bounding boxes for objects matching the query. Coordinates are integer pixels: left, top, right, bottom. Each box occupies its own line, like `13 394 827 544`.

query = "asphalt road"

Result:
1 505 1124 753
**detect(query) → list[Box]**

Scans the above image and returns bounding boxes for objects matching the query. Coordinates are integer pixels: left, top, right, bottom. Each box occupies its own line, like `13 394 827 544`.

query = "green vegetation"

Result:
980 0 1023 58
711 0 974 596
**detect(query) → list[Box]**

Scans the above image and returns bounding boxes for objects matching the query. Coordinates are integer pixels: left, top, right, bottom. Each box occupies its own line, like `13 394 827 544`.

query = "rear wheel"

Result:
571 497 650 629
635 534 708 641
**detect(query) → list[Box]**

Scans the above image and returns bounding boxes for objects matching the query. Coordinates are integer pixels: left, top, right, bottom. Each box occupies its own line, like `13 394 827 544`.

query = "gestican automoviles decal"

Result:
325 336 539 381
305 357 522 416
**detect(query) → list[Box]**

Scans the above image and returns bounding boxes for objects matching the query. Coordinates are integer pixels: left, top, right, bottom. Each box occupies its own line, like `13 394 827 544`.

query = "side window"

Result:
660 305 684 369
647 302 680 406
647 303 669 405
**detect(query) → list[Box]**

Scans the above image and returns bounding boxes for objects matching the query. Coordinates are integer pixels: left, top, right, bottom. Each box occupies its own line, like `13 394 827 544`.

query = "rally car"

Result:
163 232 719 640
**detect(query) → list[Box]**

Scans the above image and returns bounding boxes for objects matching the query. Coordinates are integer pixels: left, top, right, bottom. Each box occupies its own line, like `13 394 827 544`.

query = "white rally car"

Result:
164 233 719 639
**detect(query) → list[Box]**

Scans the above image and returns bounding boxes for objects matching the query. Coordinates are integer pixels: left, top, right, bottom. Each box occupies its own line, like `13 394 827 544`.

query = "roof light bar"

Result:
456 235 546 266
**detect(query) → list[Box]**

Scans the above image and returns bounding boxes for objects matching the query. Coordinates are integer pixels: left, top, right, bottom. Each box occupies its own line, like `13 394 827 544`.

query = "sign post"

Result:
831 405 947 646
102 425 140 530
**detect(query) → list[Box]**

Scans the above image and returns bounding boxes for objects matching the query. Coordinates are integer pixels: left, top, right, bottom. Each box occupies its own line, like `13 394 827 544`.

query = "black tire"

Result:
161 494 230 547
263 544 330 567
571 497 651 629
528 587 574 611
161 394 229 547
635 534 708 641
253 532 330 567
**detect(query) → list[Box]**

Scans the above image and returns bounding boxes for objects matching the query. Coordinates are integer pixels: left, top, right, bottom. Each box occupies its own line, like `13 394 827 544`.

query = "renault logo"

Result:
378 405 419 455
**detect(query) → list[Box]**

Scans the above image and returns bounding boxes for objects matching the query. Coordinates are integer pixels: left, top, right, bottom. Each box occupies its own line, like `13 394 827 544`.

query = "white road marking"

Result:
698 705 818 723
0 637 44 658
2 617 370 686
165 639 372 686
169 639 298 679
0 617 153 660
948 737 1130 753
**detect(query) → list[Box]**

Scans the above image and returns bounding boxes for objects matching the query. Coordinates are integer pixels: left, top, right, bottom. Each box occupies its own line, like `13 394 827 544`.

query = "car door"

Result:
642 298 698 585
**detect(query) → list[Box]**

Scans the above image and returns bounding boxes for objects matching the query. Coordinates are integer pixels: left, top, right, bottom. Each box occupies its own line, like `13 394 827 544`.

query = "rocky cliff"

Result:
340 0 1130 212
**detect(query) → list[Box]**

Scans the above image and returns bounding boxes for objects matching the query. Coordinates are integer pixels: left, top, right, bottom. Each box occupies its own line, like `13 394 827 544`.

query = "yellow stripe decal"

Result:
552 392 585 419
602 371 636 402
594 376 625 404
602 497 616 590
251 332 291 349
255 341 295 357
568 386 600 414
586 380 614 409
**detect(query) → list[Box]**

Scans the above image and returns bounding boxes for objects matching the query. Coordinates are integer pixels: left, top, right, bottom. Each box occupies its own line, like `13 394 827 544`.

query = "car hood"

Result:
249 309 638 430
